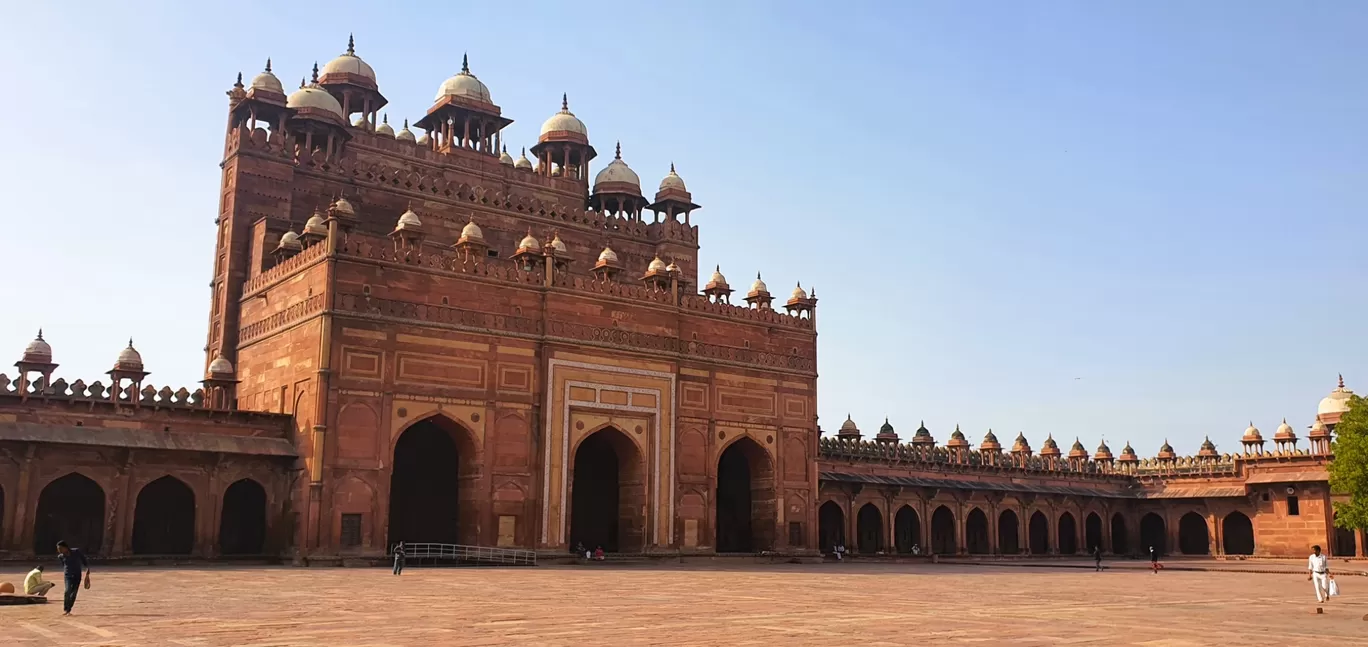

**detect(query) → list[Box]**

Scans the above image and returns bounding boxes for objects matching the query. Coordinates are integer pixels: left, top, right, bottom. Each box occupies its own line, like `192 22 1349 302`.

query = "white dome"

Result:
659 164 687 192
207 356 235 376
1274 420 1291 436
353 115 368 128
375 114 394 137
332 197 355 216
518 232 540 251
598 246 619 264
250 59 283 94
1249 422 1264 437
303 213 327 236
550 234 567 254
320 37 376 82
460 219 483 241
416 132 431 145
540 94 588 138
499 147 515 165
665 260 680 274
435 55 491 103
1318 375 1354 416
750 273 767 293
278 231 302 249
593 144 641 192
648 256 667 273
396 208 421 229
791 282 807 300
23 331 52 362
514 147 533 169
709 266 727 285
116 341 143 367
396 119 416 142
287 85 344 120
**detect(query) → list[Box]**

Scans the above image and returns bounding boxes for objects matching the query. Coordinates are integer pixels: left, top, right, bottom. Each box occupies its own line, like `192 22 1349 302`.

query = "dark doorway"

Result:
1058 512 1078 554
132 476 196 555
220 478 267 555
894 505 920 554
857 503 883 554
1140 513 1166 555
819 501 845 552
1029 511 1049 554
34 473 105 554
1085 513 1103 554
1333 526 1357 557
966 508 990 554
388 417 473 545
1222 511 1254 555
570 428 644 553
716 437 775 552
998 510 1020 555
1178 512 1209 555
1111 514 1129 555
931 505 956 554
0 484 5 548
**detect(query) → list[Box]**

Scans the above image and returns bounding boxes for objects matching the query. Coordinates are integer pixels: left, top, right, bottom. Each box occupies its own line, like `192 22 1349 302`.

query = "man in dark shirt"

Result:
56 540 91 615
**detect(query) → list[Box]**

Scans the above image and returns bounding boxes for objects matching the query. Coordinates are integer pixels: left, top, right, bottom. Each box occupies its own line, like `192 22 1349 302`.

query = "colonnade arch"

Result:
998 510 1020 555
1057 512 1078 554
1084 513 1103 554
965 508 990 555
1222 511 1254 555
34 473 105 555
1178 512 1209 555
818 501 845 551
1028 511 1049 554
1110 514 1129 555
132 475 196 555
894 505 920 554
1140 512 1167 555
856 503 883 553
930 506 956 554
220 478 268 555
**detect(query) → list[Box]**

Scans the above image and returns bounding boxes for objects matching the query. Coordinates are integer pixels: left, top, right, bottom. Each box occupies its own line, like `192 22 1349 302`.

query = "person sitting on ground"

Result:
911 544 921 556
593 546 605 561
24 565 54 597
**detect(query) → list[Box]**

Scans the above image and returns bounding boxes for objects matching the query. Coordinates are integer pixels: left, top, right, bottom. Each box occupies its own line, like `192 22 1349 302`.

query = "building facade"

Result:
0 40 1360 561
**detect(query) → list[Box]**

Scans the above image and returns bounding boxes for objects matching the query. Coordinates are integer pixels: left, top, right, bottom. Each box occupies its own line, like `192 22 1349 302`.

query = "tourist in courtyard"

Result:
593 545 605 561
1092 545 1102 572
392 541 405 575
55 540 90 616
1149 546 1160 574
911 544 920 556
23 564 54 597
1308 545 1331 603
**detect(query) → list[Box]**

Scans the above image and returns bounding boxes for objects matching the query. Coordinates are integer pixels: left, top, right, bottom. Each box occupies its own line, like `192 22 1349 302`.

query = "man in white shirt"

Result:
1307 545 1331 603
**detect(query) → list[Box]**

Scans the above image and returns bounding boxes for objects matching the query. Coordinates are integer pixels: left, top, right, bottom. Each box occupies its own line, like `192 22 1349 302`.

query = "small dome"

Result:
416 132 431 146
1012 432 1031 452
659 163 687 192
1200 436 1216 451
332 197 356 216
1071 438 1086 452
320 36 377 82
249 59 283 94
375 114 395 137
950 425 966 441
396 208 421 230
839 415 859 432
277 231 302 250
207 356 235 376
1159 439 1175 453
598 246 619 264
518 231 540 251
1274 418 1298 440
1247 421 1267 441
593 143 641 193
750 273 768 293
913 421 932 439
1310 419 1330 437
22 330 52 363
287 83 345 120
540 94 588 139
1096 439 1111 453
396 119 416 142
499 146 515 166
353 115 368 128
665 260 680 274
115 339 143 369
1042 434 1059 450
982 429 999 444
549 233 567 254
878 418 896 435
514 147 533 170
303 212 327 236
791 283 808 300
1317 375 1354 417
709 266 727 285
648 256 667 273
459 218 483 242
435 54 491 103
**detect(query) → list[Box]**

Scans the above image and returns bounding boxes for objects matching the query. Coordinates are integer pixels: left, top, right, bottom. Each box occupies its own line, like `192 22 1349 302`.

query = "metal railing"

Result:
396 543 537 567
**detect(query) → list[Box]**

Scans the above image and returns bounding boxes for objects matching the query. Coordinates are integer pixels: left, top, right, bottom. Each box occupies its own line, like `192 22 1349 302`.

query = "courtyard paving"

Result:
0 562 1364 646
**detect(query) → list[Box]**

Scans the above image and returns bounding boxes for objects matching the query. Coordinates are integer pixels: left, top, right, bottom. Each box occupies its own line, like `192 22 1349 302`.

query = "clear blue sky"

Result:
1 1 1363 456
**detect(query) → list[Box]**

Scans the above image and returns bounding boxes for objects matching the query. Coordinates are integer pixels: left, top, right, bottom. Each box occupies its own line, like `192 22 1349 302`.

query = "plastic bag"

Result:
1328 578 1339 597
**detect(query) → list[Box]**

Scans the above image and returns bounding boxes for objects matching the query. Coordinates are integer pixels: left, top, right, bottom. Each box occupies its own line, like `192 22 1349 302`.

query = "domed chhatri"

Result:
659 163 687 192
597 246 619 265
1317 374 1354 420
1156 439 1176 460
947 424 969 449
837 415 862 440
911 421 935 446
287 64 346 122
647 256 668 273
875 418 899 443
249 58 284 96
395 207 422 231
980 429 1001 452
1243 421 1264 441
207 356 235 378
22 330 53 364
517 230 540 251
548 233 568 256
458 218 484 244
1118 441 1139 462
1011 432 1032 454
1068 437 1089 459
1040 434 1061 457
375 113 395 137
531 94 596 182
320 34 378 86
649 161 701 225
276 230 303 251
1198 436 1219 458
540 93 588 141
1273 419 1297 441
435 53 491 103
1094 439 1114 461
593 143 642 194
114 339 144 371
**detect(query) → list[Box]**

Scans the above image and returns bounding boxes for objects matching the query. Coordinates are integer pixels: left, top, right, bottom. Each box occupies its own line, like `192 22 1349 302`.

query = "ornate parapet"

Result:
0 372 210 409
244 241 327 295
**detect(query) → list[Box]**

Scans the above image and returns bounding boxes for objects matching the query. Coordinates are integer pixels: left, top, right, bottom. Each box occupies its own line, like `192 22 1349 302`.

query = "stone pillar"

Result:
988 503 999 555
1357 528 1366 558
109 458 134 558
1048 508 1059 555
1101 508 1113 555
1210 512 1222 556
7 446 36 553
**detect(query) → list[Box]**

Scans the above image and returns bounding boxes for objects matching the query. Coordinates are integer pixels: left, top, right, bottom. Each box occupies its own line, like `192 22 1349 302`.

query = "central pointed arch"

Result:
1140 512 1166 555
1028 511 1049 554
569 426 646 552
1222 511 1254 555
715 436 776 552
818 501 845 552
132 476 196 555
388 414 480 546
966 508 990 554
894 505 920 554
1178 512 1209 555
1057 512 1078 554
931 505 956 554
998 510 1020 555
1085 512 1103 554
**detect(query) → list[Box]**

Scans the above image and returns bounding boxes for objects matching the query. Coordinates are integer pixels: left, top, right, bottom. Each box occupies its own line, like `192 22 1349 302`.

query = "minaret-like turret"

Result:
531 93 595 181
317 34 387 131
415 54 511 155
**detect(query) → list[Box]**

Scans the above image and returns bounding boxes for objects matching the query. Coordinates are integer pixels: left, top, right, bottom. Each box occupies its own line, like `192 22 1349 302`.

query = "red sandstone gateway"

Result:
0 38 1359 562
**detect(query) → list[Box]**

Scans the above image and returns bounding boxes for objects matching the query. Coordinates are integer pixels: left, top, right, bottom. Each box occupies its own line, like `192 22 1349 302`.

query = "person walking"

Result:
24 565 54 597
55 540 91 616
1092 545 1103 572
1149 545 1160 574
392 541 406 576
1308 545 1331 603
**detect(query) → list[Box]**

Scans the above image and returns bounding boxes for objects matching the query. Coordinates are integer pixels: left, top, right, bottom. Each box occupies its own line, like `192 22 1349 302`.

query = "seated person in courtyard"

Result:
593 546 605 561
24 565 54 597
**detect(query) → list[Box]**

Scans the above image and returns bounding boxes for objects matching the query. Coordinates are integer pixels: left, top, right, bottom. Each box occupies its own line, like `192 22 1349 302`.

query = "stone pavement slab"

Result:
0 562 1363 646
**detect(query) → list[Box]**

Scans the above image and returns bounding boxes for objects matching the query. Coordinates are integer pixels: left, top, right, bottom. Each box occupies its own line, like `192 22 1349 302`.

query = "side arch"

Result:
33 472 106 554
132 475 197 555
856 503 883 554
931 505 956 554
1222 511 1254 555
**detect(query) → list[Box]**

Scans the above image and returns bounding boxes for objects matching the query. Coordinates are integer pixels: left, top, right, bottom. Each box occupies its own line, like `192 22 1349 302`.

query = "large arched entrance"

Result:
931 505 956 554
132 476 196 555
857 503 883 554
220 478 267 555
998 510 1020 555
1333 514 1357 557
1057 512 1078 554
818 501 845 552
1178 512 1209 555
1085 513 1103 554
894 505 920 554
1222 511 1254 555
965 508 990 554
388 415 478 546
1140 512 1166 555
1110 514 1129 555
34 473 105 554
715 437 776 552
570 427 645 552
1029 511 1049 554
